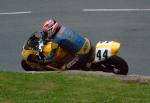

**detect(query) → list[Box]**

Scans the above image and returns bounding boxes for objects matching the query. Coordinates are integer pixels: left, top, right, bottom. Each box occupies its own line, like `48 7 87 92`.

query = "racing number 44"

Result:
95 48 111 62
97 49 108 60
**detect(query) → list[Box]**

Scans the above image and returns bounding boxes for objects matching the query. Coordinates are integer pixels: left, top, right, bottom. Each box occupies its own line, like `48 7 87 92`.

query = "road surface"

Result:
0 0 150 75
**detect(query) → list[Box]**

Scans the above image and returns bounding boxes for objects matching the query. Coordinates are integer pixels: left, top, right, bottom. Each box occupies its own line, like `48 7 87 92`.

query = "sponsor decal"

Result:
66 56 79 68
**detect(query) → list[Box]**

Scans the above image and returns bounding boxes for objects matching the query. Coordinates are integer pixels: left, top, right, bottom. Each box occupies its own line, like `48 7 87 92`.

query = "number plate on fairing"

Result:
95 48 111 62
95 41 113 62
94 41 120 63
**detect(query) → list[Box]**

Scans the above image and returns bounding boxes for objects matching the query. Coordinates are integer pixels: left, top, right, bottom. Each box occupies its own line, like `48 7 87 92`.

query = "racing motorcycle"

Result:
21 33 128 75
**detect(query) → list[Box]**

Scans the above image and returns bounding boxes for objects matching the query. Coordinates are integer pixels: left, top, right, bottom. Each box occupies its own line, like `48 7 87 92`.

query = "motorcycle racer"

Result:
21 19 128 74
41 19 93 69
22 32 129 74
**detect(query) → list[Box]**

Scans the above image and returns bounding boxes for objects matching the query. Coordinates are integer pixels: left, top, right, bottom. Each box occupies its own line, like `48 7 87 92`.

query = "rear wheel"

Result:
106 56 128 75
92 56 128 75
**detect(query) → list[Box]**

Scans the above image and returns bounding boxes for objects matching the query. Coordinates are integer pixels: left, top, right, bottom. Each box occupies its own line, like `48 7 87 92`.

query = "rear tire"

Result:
91 56 128 75
105 56 128 75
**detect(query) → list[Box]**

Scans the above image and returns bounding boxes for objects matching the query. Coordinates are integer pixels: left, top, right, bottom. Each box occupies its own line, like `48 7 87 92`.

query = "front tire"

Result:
21 60 54 71
21 60 33 71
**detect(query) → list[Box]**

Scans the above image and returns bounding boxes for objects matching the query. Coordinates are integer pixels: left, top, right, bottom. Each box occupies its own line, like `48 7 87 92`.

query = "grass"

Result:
0 71 150 103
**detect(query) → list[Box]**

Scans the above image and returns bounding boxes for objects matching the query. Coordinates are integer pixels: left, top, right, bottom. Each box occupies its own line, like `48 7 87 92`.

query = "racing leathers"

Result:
41 25 92 69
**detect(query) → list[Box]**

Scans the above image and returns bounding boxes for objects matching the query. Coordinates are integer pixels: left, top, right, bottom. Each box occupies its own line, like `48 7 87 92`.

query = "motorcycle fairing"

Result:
22 49 38 61
94 41 120 62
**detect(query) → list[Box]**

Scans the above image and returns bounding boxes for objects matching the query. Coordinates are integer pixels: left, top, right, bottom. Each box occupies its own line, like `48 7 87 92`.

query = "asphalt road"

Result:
0 0 150 75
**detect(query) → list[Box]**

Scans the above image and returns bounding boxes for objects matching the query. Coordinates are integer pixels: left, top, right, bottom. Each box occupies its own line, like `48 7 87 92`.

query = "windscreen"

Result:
23 32 43 51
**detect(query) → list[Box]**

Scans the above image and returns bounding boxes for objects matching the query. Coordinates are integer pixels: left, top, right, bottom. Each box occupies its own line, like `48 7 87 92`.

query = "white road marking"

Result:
0 11 32 15
82 9 150 12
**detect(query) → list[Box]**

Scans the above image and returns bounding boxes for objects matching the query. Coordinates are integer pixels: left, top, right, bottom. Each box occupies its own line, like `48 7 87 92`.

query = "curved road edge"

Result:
25 70 150 83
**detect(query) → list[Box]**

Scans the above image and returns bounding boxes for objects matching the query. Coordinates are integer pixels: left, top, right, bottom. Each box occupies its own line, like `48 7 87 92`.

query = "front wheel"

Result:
21 60 34 71
21 60 57 71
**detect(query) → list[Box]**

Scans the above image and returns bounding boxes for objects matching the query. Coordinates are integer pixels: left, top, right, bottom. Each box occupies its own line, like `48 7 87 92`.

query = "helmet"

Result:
42 19 60 38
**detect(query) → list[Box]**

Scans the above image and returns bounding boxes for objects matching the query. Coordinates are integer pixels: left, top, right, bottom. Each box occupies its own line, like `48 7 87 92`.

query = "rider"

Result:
40 18 93 69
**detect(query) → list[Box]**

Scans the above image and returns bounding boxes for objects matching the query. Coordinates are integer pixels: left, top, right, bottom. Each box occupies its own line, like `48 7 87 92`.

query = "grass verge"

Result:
0 71 150 103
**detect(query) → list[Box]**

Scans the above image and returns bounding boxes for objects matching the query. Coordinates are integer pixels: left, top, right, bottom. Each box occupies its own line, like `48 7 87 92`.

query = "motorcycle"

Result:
21 33 128 75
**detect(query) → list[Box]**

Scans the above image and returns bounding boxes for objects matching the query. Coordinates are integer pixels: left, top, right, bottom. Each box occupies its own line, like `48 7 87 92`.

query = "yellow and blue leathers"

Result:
43 26 91 63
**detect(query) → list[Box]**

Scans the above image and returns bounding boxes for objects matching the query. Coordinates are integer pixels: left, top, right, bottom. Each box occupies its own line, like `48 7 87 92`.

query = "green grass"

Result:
0 71 150 103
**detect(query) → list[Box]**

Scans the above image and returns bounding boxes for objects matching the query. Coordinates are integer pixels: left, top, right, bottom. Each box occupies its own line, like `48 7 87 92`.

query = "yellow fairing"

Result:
43 42 70 60
96 41 120 55
43 42 58 56
22 49 38 60
55 48 69 59
93 41 120 63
